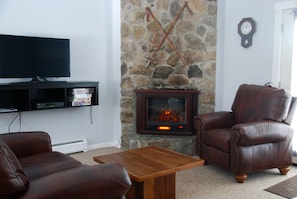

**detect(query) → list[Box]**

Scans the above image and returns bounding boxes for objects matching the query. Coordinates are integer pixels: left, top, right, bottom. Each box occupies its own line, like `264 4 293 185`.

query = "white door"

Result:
290 14 297 155
273 2 297 161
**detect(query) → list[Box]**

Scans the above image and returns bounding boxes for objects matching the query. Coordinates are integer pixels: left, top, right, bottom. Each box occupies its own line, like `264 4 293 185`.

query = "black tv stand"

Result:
9 80 68 86
9 77 68 85
36 81 67 84
0 81 99 112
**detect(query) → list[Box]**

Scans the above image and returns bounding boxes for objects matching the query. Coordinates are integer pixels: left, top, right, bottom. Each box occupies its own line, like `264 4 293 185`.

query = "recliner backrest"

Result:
283 96 297 125
231 84 292 124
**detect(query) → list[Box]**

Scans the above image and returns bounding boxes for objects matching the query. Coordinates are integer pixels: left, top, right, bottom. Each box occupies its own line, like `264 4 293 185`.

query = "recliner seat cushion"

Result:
19 151 82 181
0 140 28 197
232 84 292 124
203 128 231 153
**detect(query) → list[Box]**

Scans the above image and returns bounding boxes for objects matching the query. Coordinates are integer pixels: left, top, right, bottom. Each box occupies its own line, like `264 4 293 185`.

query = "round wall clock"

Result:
238 17 256 48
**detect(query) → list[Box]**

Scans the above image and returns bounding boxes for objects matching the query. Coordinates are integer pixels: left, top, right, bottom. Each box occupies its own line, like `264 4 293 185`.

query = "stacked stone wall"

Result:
120 0 217 154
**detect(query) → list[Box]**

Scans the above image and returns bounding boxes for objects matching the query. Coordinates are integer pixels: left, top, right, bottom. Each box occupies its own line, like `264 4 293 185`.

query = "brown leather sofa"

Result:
0 131 131 199
194 84 296 183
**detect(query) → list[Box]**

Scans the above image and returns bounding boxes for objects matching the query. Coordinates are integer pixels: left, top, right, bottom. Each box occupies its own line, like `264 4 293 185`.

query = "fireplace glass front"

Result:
147 97 186 132
136 89 199 136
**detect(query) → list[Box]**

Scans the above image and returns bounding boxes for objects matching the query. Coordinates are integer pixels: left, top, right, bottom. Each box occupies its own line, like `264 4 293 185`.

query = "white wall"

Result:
216 0 288 111
111 0 122 146
0 0 121 149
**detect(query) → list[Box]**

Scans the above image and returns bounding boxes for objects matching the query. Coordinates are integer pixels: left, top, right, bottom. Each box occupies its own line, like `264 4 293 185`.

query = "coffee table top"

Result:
93 145 204 181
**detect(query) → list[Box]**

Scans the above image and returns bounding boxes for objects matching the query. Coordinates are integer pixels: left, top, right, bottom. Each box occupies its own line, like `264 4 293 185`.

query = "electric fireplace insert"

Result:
135 89 199 136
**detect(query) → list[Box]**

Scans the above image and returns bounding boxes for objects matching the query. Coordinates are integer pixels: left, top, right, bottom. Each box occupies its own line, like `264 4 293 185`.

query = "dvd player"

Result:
35 102 65 109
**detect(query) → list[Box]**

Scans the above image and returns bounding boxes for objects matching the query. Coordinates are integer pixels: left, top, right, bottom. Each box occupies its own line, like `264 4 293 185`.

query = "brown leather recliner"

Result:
0 131 131 199
194 84 296 183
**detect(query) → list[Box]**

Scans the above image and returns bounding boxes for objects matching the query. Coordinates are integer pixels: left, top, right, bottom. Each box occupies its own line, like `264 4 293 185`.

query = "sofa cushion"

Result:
19 151 82 181
231 84 292 124
0 140 28 197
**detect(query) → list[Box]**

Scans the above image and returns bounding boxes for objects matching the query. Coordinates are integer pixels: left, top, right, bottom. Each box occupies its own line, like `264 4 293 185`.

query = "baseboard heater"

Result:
52 138 88 154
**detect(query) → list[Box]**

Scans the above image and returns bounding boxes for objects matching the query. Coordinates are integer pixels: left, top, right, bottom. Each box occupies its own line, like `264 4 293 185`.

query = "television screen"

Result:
0 34 70 80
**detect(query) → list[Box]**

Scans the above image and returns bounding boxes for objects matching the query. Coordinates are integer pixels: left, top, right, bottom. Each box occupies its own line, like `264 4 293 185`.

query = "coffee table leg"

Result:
126 180 143 199
126 173 176 199
155 173 175 199
144 178 155 199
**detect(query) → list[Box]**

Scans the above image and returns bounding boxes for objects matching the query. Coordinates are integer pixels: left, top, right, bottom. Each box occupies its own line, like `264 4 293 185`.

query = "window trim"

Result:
272 0 297 89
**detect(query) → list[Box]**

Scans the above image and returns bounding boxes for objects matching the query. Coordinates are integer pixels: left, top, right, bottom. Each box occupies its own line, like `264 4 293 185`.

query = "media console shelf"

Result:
0 81 99 112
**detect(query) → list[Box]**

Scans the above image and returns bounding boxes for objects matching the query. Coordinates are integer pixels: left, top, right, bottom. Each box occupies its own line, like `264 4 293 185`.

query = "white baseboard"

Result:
53 139 121 154
52 138 88 154
87 140 120 151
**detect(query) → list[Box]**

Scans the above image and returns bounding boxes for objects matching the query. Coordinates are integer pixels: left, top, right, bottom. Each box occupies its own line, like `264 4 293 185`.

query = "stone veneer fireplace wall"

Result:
120 0 217 155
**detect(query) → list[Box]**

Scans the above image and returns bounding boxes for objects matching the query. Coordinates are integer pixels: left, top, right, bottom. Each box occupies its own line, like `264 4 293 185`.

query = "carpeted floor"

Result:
70 147 297 199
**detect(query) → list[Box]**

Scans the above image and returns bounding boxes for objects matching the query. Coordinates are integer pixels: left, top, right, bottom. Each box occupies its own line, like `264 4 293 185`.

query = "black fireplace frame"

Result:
135 89 199 136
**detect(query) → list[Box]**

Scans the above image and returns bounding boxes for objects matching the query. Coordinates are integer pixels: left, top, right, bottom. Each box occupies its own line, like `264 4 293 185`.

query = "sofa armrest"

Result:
0 131 52 158
231 121 294 146
16 163 131 199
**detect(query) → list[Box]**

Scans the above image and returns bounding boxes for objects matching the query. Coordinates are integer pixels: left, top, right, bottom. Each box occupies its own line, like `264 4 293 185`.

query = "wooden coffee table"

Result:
93 145 204 199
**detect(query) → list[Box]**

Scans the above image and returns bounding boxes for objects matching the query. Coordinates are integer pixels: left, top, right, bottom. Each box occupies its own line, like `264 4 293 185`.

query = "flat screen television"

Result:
0 34 70 82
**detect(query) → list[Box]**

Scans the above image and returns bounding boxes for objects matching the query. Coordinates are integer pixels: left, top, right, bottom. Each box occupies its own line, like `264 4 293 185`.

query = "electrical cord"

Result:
8 112 21 132
89 106 93 124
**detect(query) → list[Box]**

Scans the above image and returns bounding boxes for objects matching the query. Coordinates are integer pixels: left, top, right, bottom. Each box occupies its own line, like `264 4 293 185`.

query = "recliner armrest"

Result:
0 131 52 158
231 121 294 146
194 111 234 131
16 163 131 199
194 111 234 157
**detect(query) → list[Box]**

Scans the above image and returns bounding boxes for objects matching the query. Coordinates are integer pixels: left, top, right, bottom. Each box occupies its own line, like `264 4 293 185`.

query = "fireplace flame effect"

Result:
155 109 183 122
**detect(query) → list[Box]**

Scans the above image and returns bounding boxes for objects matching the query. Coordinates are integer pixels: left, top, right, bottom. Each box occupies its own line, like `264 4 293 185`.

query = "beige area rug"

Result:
70 147 297 199
265 175 297 198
